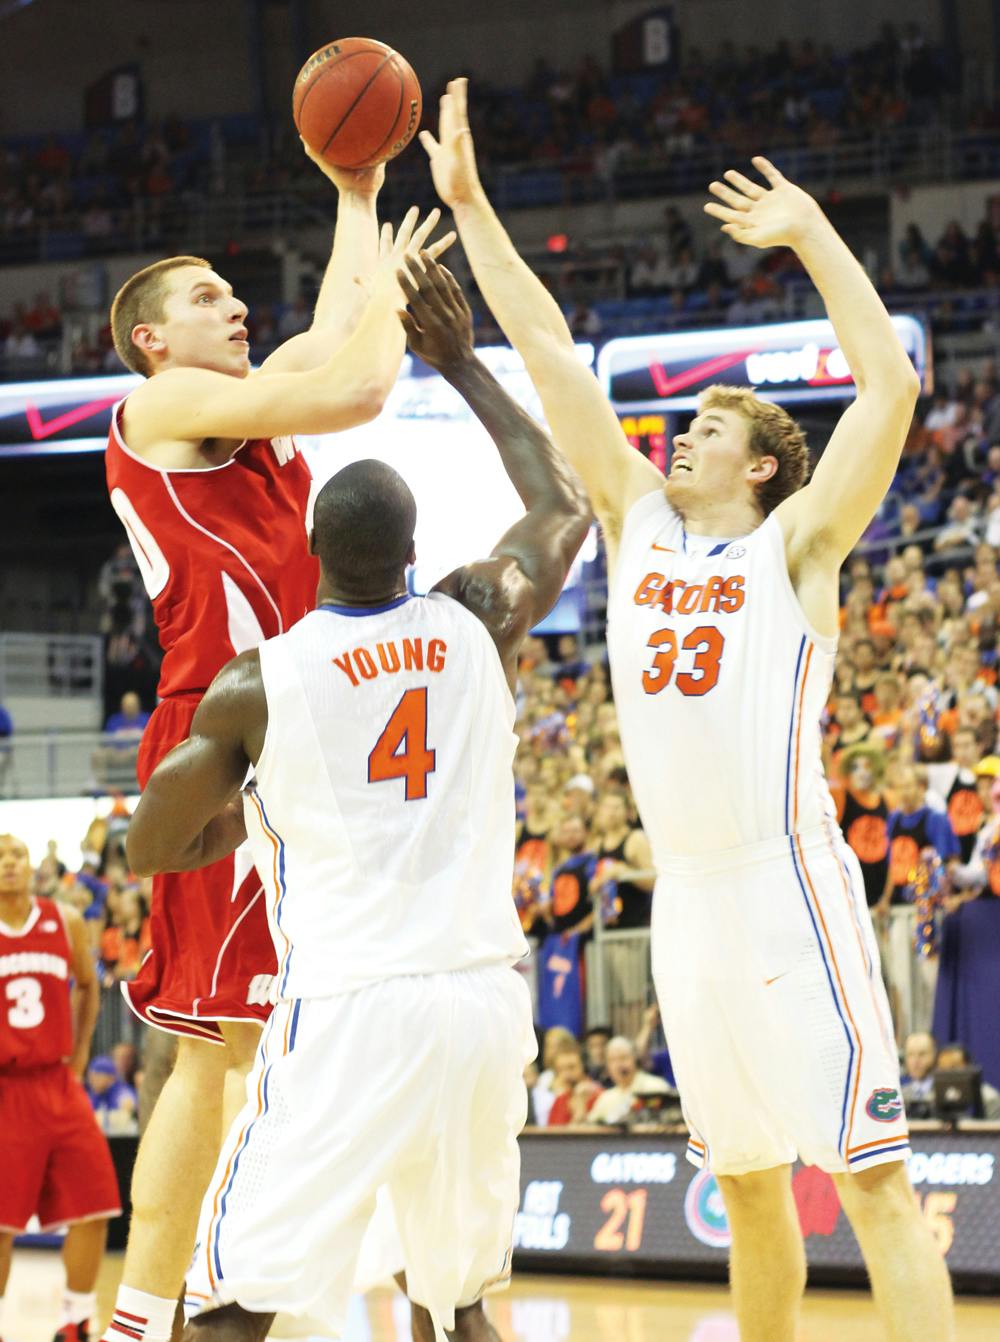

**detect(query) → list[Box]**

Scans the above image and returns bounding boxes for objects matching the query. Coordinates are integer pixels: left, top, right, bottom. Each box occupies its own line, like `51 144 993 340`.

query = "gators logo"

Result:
865 1087 903 1122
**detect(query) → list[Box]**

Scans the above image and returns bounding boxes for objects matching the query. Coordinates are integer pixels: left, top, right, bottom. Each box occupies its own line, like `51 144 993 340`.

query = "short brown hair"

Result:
698 385 810 516
110 255 211 376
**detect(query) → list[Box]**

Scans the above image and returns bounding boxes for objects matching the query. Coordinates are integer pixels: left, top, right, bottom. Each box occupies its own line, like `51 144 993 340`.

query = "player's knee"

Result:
716 1167 792 1221
219 1021 262 1074
835 1159 914 1222
173 1034 229 1085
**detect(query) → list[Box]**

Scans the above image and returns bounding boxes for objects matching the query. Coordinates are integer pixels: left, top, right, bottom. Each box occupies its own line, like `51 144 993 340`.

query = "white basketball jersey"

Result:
606 491 838 862
244 593 528 1000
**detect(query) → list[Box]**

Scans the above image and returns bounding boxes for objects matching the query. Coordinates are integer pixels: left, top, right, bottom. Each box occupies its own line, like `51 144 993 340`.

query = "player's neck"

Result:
0 891 33 929
317 576 408 609
679 497 764 539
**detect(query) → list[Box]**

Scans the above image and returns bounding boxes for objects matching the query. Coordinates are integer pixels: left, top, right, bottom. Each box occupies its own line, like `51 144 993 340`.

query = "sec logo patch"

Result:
724 544 746 560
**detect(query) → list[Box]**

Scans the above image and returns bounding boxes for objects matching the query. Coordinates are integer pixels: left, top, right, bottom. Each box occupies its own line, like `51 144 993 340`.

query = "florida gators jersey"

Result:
606 491 838 861
0 898 74 1069
244 594 528 1000
105 400 320 698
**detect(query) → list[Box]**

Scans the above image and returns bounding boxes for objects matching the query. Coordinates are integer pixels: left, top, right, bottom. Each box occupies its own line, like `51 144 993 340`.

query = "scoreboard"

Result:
514 1129 1000 1288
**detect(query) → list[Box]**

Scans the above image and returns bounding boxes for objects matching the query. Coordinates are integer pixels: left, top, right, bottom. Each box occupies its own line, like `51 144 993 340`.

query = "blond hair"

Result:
699 385 810 516
110 255 212 376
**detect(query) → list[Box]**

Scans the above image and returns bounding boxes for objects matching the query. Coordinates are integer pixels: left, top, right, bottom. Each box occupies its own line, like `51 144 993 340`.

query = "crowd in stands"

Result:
0 23 982 271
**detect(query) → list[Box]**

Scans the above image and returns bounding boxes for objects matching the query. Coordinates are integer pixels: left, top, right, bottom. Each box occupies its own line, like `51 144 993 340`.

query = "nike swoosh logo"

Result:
651 543 675 553
25 395 120 440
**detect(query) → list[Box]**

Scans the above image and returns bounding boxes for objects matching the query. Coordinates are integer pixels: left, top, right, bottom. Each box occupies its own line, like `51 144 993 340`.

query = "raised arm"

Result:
261 156 454 375
704 158 921 568
399 256 590 686
420 79 661 559
123 209 430 453
126 652 266 877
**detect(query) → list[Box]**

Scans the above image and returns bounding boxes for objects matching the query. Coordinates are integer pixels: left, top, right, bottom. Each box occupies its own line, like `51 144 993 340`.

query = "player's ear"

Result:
406 539 416 567
749 454 778 483
308 528 318 556
131 323 165 361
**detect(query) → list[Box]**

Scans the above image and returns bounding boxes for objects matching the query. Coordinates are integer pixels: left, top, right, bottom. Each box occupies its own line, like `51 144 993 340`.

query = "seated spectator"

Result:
86 1054 138 1132
628 243 671 294
934 1042 1000 1119
587 1036 674 1126
583 1024 612 1085
568 299 602 339
900 1029 937 1117
92 690 150 788
547 1043 603 1126
933 495 981 556
532 1025 578 1126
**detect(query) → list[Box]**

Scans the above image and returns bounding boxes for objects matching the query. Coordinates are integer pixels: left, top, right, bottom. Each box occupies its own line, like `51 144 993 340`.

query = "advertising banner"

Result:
598 316 930 413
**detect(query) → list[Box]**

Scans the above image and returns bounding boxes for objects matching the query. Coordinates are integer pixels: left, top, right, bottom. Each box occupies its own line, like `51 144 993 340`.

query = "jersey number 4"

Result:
367 687 436 801
642 625 724 696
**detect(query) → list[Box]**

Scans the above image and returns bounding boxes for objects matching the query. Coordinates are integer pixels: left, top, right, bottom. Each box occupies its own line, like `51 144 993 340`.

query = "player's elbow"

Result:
125 825 162 878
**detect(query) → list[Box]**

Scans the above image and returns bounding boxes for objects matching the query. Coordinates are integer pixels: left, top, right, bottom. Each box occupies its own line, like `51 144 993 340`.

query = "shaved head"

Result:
312 460 416 598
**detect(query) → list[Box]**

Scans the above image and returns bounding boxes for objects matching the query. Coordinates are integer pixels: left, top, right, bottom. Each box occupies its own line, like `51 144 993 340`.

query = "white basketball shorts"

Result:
189 964 536 1337
652 825 909 1177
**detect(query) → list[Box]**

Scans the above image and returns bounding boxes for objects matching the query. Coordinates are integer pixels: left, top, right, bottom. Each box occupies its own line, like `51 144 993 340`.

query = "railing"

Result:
0 633 103 701
585 907 932 1047
3 124 1000 268
0 730 138 799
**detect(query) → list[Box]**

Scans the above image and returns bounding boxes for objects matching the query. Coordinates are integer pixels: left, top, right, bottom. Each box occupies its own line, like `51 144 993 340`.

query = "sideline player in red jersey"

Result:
101 151 448 1342
0 833 121 1342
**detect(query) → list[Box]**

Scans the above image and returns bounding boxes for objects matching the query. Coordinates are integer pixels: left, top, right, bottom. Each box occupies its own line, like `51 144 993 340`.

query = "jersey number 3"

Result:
368 688 436 801
5 976 45 1029
642 625 724 696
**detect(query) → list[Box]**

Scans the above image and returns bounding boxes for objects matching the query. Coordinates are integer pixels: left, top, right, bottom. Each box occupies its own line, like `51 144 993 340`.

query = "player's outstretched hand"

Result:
370 207 457 304
300 137 386 197
398 253 475 372
704 156 824 250
419 77 484 209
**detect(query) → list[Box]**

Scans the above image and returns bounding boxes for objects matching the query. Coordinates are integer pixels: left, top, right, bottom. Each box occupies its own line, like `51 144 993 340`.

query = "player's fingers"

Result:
399 311 423 341
419 252 454 307
703 202 742 224
452 77 470 126
721 222 747 240
440 266 474 321
410 207 442 253
723 169 763 199
708 180 750 210
379 220 394 257
752 155 785 185
439 92 454 142
426 230 457 260
393 205 421 252
418 130 440 158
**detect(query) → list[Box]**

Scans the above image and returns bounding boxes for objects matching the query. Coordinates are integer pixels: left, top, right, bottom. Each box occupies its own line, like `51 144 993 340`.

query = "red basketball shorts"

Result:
124 694 277 1044
0 1064 121 1232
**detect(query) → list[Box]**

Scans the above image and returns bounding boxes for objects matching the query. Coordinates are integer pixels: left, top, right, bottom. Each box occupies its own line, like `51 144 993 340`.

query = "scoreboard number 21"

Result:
594 1187 648 1252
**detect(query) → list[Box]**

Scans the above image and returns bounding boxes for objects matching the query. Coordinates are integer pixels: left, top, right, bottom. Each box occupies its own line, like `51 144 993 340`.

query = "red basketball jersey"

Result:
105 400 321 698
0 897 74 1069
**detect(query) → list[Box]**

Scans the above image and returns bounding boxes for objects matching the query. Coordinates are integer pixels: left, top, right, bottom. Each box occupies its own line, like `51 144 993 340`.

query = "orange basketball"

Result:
292 37 422 170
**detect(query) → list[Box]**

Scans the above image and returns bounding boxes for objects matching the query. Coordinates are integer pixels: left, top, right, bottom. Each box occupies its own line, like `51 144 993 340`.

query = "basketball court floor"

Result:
6 1249 1000 1340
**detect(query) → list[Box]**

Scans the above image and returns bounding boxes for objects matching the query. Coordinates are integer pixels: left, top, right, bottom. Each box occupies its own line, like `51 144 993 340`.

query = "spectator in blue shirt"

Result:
85 1054 138 1132
883 764 960 909
91 690 149 791
0 700 11 796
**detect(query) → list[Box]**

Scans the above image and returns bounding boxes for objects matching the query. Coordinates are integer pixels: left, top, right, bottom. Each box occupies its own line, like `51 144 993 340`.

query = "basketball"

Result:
292 37 422 170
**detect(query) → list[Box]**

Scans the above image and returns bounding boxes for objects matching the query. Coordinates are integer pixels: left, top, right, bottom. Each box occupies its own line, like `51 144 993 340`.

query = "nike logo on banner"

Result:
25 395 119 440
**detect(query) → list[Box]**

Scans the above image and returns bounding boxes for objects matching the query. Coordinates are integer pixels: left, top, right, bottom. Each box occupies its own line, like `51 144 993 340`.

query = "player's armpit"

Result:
777 380 919 570
122 361 388 449
127 653 266 876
